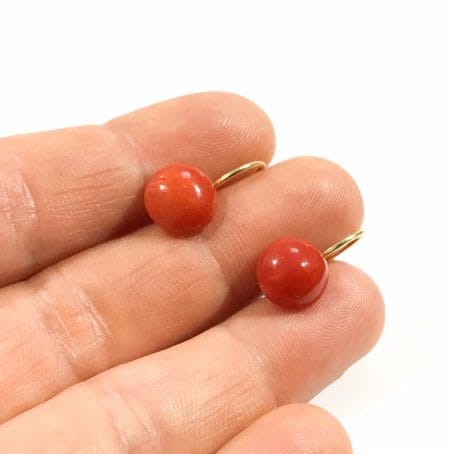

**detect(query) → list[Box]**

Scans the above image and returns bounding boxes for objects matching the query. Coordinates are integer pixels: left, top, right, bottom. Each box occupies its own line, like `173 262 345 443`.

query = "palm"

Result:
0 93 383 453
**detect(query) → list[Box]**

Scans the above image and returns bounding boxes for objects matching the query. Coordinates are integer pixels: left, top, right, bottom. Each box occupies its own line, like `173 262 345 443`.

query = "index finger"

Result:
0 92 275 286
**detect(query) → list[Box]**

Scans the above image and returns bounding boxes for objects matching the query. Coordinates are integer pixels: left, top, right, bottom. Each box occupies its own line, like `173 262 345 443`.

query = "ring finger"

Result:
0 262 384 453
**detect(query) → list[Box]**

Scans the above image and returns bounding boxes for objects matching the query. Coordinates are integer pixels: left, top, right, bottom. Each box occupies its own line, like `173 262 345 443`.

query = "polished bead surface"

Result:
257 238 329 309
144 164 216 236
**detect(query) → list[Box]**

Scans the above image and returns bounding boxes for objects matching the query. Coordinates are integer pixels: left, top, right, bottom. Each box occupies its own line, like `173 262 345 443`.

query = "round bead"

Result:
144 164 216 236
257 238 329 309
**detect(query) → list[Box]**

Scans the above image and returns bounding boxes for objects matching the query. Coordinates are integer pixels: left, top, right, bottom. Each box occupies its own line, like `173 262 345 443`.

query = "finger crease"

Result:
216 323 279 412
27 266 114 382
0 152 40 274
90 378 165 452
103 122 148 186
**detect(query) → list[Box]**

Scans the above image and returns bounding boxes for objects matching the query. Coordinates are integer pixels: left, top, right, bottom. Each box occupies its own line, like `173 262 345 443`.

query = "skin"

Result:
0 92 384 453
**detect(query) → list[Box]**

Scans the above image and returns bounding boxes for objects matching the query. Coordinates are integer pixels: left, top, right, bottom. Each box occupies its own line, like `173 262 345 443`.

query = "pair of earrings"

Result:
144 162 363 310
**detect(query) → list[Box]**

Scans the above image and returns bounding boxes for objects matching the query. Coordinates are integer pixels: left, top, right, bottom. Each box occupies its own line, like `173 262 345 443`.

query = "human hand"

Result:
0 93 384 453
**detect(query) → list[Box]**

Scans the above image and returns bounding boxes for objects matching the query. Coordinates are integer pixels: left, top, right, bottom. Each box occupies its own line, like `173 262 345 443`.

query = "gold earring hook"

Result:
213 161 267 189
322 229 364 260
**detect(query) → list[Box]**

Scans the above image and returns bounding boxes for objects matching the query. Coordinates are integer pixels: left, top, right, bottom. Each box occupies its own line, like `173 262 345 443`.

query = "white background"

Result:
1 1 453 452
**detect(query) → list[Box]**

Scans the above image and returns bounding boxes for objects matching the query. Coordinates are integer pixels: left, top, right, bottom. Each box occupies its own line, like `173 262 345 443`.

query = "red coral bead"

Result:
257 238 329 309
144 164 216 236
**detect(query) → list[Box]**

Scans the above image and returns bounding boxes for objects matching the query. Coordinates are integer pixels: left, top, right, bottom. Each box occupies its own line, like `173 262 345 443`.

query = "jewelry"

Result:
257 230 364 309
144 161 266 236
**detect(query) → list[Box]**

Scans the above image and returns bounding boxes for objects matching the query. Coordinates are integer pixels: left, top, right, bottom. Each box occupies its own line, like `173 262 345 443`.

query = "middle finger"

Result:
0 157 362 422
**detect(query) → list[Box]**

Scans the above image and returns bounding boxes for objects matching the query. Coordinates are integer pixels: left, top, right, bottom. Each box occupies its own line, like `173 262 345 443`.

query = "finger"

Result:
0 92 275 285
0 264 384 453
218 403 352 454
0 157 363 422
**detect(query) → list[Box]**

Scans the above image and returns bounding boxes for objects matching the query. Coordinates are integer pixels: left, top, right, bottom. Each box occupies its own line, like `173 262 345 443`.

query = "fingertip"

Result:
106 91 276 177
327 261 385 355
302 156 364 249
219 403 353 454
268 157 364 251
200 91 276 168
224 260 385 405
197 91 276 159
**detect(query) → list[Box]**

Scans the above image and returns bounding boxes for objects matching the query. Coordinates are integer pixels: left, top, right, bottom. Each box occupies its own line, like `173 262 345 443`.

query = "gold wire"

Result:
213 161 267 189
322 229 364 261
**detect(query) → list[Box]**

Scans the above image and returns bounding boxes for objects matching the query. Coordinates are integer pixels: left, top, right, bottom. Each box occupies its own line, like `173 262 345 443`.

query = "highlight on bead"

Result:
144 161 267 237
257 230 364 310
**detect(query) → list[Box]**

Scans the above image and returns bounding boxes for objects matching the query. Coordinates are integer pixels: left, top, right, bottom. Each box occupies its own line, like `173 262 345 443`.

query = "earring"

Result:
144 161 266 236
257 230 364 309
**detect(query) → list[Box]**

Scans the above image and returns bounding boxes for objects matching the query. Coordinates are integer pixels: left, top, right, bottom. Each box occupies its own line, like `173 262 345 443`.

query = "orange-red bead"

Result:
144 164 216 236
257 238 328 309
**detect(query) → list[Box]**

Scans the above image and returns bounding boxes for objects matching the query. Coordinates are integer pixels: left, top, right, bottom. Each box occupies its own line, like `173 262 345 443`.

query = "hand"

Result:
0 93 384 453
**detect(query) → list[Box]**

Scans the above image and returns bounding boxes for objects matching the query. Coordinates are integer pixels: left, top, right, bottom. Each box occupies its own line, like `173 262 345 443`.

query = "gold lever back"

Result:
322 229 364 261
213 161 267 189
